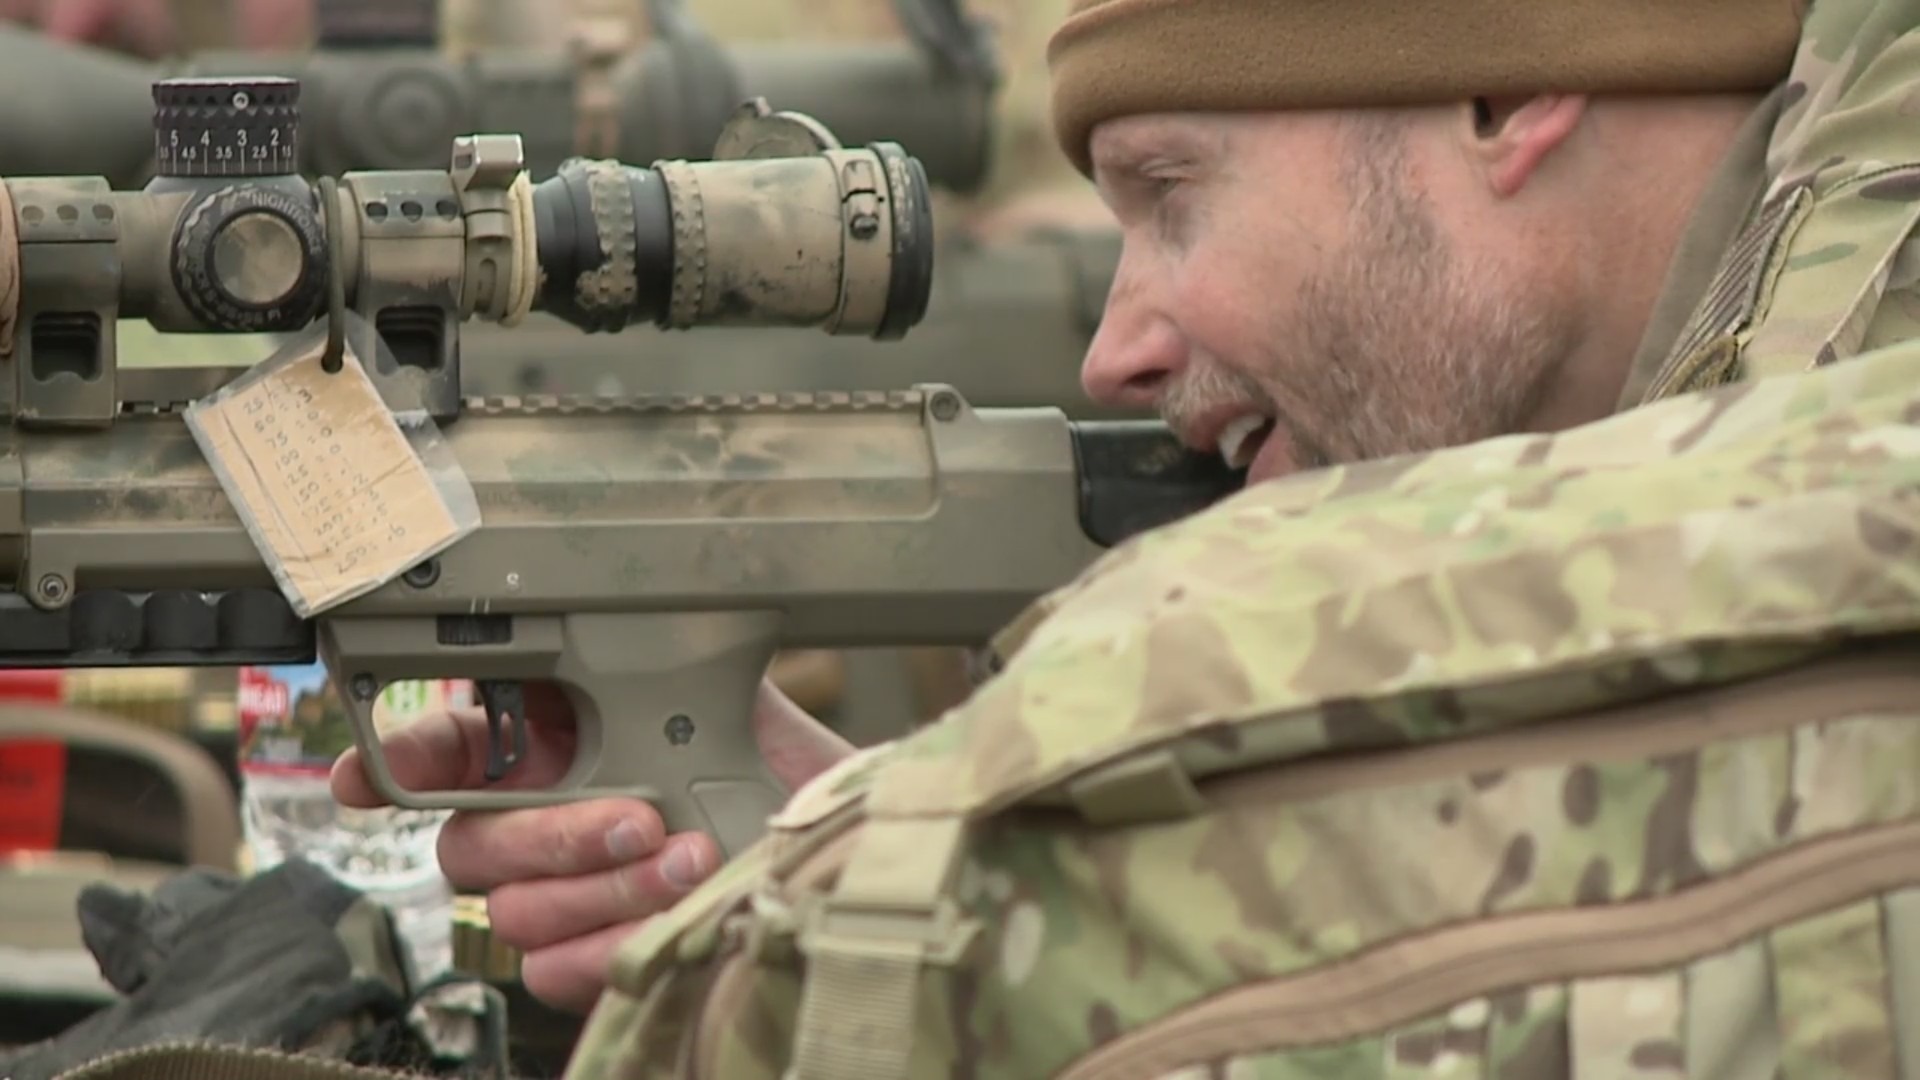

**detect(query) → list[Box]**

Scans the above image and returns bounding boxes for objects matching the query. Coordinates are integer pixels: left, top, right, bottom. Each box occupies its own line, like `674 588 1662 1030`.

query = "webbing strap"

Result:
785 818 976 1080
787 946 921 1080
51 1043 410 1080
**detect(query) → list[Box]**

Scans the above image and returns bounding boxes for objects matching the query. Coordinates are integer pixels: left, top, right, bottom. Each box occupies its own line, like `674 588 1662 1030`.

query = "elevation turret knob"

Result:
152 77 301 179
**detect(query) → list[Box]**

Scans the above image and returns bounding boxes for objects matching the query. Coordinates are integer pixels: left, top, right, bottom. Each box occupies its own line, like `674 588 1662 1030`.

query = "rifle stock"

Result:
0 388 1234 854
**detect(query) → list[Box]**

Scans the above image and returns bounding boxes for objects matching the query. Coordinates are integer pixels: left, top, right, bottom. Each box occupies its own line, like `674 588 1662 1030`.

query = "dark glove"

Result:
0 857 411 1080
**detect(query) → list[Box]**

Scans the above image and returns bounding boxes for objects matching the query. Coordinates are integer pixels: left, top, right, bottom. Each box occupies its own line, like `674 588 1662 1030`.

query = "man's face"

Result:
1083 110 1577 484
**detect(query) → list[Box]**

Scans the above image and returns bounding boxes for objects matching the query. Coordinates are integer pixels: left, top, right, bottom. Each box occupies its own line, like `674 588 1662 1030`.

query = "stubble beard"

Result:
1161 120 1574 476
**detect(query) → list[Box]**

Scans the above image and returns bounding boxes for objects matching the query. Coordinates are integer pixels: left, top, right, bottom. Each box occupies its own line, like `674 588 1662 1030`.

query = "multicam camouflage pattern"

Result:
1639 0 1920 401
570 319 1920 1078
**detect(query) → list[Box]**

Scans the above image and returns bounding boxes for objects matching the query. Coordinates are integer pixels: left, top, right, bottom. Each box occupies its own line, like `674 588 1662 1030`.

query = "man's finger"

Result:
485 831 719 950
519 920 649 1015
435 797 666 892
329 698 576 808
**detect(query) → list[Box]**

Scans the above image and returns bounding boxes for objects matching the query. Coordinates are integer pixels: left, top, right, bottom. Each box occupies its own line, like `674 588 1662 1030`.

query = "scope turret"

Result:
145 78 326 333
151 77 302 181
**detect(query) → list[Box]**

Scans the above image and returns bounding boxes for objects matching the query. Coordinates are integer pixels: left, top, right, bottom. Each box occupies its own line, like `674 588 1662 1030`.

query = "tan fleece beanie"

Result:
1048 0 1805 175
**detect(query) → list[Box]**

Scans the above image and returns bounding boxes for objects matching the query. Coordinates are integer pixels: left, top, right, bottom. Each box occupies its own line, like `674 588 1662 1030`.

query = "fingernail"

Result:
661 841 707 891
605 820 648 862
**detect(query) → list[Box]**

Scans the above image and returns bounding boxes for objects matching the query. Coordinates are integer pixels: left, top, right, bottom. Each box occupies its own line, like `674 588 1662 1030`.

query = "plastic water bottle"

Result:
237 665 471 984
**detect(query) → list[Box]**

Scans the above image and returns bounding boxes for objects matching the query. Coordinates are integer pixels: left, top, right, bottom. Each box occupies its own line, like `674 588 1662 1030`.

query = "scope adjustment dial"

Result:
153 76 301 179
172 183 328 332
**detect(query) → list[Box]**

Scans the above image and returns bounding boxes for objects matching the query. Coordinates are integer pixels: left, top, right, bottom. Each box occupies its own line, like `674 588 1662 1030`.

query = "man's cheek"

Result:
1171 275 1277 371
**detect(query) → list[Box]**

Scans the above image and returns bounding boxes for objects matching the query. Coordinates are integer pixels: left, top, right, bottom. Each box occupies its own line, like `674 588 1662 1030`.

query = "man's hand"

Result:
0 0 310 56
329 678 853 1013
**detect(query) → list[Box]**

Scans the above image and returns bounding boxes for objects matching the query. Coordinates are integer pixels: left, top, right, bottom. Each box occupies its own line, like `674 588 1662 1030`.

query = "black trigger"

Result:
475 680 527 783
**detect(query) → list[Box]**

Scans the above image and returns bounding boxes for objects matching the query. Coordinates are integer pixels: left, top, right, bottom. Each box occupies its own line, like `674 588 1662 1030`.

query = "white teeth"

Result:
1216 414 1269 468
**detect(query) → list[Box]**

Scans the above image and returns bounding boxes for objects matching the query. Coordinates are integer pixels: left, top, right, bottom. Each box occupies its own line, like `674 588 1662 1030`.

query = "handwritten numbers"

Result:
187 345 470 616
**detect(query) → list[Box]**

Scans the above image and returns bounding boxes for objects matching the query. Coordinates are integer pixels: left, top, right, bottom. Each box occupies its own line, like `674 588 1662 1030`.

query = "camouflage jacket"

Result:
547 3 1920 1078
565 323 1920 1080
1625 0 1920 405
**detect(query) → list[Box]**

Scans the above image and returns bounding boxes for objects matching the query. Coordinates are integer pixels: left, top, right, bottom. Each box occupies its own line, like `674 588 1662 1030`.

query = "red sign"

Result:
237 667 292 742
0 670 64 703
0 739 67 851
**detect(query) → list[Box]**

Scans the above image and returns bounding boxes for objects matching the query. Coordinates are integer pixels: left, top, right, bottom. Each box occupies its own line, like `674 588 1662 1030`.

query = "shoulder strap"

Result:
785 817 976 1080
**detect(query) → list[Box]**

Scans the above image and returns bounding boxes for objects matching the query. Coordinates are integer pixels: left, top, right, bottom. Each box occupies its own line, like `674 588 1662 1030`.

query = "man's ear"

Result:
1466 94 1589 199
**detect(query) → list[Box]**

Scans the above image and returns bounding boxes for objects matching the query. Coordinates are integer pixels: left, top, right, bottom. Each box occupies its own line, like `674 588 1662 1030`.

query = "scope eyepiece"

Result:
530 140 934 340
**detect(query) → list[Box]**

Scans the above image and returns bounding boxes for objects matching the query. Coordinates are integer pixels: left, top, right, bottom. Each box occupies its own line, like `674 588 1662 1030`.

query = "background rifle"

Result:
0 80 1238 856
0 0 996 192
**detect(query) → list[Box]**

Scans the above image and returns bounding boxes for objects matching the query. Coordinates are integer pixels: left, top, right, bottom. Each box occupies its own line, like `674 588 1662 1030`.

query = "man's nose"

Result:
1080 303 1186 408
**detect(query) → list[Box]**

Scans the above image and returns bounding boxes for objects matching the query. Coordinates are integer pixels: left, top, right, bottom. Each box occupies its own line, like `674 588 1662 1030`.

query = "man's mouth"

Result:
1216 414 1277 470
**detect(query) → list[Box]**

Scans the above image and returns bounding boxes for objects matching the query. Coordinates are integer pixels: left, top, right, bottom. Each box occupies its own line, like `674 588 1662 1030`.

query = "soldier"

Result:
1056 2 1804 477
333 0 1920 1025
502 2 1920 1073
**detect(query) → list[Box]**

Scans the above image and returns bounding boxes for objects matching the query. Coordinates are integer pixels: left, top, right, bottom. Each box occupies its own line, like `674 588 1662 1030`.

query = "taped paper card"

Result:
185 316 480 618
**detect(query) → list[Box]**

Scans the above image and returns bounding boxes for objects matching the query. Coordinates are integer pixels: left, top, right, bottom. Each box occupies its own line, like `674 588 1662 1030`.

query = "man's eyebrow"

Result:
1090 145 1151 182
1091 139 1175 181
1090 124 1220 180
